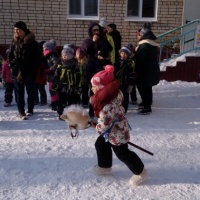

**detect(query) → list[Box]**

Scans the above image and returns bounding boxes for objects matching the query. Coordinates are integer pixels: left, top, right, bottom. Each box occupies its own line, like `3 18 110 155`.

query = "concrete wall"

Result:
0 0 183 47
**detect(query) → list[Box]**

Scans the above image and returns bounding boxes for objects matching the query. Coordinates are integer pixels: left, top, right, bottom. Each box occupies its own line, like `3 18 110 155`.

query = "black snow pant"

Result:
95 135 144 175
4 82 15 104
137 85 153 109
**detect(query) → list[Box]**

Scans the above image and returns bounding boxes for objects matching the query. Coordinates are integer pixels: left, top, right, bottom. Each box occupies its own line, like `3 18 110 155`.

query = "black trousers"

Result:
130 84 137 102
95 135 144 175
137 85 153 109
57 92 81 115
120 86 129 113
14 80 35 114
4 82 15 103
34 83 47 104
81 84 89 106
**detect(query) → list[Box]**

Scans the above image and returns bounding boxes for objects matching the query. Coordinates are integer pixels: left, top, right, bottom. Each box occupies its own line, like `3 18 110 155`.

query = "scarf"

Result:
90 79 120 117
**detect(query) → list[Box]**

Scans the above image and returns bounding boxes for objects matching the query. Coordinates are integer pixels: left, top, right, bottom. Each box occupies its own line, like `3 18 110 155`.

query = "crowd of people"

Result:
0 19 160 186
1 20 160 119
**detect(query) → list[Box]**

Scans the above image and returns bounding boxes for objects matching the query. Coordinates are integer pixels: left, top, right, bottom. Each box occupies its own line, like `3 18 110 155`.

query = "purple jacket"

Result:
81 22 112 83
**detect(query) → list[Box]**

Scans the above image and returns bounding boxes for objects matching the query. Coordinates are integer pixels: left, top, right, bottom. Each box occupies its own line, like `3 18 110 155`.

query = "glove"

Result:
127 85 133 93
90 121 97 128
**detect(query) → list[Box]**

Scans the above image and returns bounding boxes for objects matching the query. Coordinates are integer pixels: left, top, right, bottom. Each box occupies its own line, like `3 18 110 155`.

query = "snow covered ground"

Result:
0 80 200 200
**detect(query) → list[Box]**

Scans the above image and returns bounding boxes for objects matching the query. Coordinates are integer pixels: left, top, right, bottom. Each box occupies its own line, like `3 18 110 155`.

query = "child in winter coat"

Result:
43 41 60 111
34 41 47 106
52 47 81 119
2 49 16 107
75 47 89 108
114 45 135 113
90 65 147 186
127 43 138 104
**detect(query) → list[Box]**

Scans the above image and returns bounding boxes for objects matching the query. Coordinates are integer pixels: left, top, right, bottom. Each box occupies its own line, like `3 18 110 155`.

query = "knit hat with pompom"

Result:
91 65 114 89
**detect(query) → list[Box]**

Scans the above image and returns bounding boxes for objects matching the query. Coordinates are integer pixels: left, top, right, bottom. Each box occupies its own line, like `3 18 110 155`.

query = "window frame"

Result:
125 0 158 22
67 0 99 20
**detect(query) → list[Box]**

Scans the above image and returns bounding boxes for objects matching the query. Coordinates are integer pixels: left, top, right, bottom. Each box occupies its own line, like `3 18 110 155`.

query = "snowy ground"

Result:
0 80 200 200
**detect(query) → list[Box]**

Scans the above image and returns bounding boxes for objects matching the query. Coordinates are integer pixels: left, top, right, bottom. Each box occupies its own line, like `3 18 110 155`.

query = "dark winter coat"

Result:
81 22 112 83
114 58 135 87
133 31 160 87
52 58 81 95
35 59 47 85
9 31 42 82
108 29 122 62
43 50 59 82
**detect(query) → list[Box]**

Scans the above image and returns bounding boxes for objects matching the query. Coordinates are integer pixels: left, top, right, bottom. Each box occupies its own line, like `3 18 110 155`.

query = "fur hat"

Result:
98 47 109 59
108 23 116 31
43 42 55 51
91 65 114 89
92 25 99 31
120 45 132 57
60 105 89 130
14 21 28 32
61 47 74 59
140 22 152 37
99 18 107 28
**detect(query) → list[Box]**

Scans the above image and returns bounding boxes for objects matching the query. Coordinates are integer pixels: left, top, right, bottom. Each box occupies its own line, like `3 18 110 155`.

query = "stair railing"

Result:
157 19 200 64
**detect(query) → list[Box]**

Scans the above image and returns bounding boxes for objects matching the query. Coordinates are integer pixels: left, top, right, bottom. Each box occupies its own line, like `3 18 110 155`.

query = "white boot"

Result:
93 165 112 175
129 167 147 186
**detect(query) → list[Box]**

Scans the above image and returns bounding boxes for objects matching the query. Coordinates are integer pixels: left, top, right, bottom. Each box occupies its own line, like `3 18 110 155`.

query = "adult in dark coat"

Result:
133 22 160 115
107 23 122 63
9 21 42 119
81 22 112 118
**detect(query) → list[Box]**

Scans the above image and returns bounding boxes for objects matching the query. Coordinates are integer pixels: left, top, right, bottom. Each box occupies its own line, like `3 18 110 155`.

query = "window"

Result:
68 0 99 20
126 0 158 21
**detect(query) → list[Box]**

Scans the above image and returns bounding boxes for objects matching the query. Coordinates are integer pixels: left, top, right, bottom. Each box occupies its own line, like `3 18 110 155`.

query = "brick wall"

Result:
0 0 183 49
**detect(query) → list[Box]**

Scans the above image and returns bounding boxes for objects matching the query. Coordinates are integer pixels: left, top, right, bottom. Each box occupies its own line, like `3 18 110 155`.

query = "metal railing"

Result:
157 19 200 64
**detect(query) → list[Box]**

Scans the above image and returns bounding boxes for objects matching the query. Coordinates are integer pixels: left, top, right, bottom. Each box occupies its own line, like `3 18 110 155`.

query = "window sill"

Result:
67 16 99 21
125 18 158 22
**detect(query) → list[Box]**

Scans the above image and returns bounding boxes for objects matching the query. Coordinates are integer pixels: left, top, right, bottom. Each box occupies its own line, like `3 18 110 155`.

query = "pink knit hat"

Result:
91 65 114 89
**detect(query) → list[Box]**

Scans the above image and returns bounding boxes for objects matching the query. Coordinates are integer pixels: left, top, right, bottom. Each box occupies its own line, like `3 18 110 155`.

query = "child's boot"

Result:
129 167 147 186
93 165 112 175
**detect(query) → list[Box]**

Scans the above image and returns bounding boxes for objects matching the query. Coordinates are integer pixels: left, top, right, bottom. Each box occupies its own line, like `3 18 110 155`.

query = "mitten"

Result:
127 85 133 93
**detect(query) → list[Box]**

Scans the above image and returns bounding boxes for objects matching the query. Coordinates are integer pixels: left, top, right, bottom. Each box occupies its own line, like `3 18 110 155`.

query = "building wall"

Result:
0 0 183 47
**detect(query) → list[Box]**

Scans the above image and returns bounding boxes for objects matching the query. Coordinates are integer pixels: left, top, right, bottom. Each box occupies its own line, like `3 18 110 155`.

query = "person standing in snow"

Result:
2 49 16 107
133 22 160 115
114 45 135 113
43 41 60 111
81 21 112 118
90 65 147 186
52 47 81 120
8 21 42 119
107 23 122 63
99 18 116 64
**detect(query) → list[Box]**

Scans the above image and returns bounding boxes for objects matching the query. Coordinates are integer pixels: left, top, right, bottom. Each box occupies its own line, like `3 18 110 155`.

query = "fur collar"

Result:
13 31 35 44
138 39 159 47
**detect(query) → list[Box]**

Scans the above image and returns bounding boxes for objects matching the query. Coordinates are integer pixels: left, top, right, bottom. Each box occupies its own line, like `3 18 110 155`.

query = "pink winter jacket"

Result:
2 60 13 83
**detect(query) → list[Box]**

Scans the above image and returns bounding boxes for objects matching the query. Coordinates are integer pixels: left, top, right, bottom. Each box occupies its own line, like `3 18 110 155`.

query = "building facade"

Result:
0 0 184 47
